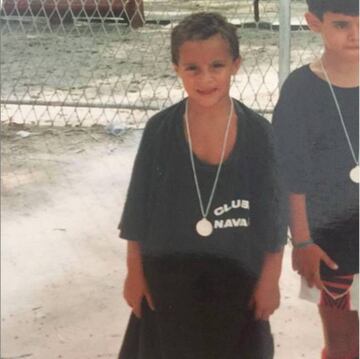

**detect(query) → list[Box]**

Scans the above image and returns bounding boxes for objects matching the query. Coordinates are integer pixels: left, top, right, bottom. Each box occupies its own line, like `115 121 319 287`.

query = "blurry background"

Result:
1 0 322 126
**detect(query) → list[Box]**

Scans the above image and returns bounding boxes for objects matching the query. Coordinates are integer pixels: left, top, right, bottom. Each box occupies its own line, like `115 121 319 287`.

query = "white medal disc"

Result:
350 165 360 183
196 218 213 237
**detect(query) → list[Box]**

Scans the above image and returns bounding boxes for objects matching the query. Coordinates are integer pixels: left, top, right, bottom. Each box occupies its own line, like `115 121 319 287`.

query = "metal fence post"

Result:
279 0 291 88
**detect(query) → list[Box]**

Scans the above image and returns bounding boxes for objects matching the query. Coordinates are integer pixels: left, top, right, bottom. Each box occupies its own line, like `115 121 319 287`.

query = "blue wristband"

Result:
292 238 314 249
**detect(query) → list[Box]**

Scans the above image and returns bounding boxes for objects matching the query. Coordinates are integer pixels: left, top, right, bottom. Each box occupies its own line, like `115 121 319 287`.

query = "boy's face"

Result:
173 34 241 108
306 11 359 62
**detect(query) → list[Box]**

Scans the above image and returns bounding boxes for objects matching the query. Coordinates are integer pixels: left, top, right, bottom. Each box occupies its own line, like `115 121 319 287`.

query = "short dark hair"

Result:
171 12 240 65
306 0 359 20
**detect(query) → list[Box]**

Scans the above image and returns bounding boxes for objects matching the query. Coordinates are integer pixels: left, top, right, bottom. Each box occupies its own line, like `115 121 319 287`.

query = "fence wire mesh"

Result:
1 0 322 128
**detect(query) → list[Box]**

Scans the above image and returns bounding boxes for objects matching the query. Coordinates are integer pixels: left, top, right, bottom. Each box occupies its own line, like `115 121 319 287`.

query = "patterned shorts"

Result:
300 274 359 311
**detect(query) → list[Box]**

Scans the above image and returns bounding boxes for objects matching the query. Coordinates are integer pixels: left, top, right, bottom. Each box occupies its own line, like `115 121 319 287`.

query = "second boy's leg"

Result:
319 307 359 359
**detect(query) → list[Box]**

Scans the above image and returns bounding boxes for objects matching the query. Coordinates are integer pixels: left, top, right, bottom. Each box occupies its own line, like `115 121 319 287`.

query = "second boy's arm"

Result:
289 193 338 289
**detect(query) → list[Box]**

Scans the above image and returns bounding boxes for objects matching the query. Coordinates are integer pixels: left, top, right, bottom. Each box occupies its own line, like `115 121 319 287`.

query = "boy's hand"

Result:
250 280 280 321
123 271 155 318
292 244 338 290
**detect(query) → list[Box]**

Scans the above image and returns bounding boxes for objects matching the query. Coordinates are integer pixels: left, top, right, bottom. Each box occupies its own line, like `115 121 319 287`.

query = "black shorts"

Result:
119 300 274 359
119 255 274 359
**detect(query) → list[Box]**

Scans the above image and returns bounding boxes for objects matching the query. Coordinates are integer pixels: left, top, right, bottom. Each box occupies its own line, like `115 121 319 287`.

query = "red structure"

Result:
1 0 145 27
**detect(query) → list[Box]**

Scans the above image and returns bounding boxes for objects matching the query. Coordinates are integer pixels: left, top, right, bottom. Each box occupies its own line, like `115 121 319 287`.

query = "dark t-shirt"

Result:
170 110 252 256
119 99 286 272
273 65 359 275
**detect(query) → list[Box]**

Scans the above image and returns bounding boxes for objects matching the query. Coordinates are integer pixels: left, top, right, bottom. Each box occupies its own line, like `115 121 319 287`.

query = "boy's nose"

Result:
198 69 215 85
348 23 359 42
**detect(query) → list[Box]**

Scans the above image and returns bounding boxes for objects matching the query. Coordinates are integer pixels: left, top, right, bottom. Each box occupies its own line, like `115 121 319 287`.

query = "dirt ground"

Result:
1 124 323 359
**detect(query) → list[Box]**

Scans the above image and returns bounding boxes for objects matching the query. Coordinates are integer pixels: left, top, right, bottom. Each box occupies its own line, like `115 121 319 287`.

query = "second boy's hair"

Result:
171 12 239 65
306 0 359 20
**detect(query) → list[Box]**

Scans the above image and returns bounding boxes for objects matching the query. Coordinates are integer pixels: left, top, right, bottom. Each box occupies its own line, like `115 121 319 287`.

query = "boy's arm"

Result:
251 249 283 321
123 241 155 318
119 120 159 317
289 193 338 289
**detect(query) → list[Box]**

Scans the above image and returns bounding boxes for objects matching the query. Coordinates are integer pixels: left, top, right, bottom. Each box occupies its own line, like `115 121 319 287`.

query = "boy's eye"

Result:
185 65 197 71
213 63 225 68
334 21 348 29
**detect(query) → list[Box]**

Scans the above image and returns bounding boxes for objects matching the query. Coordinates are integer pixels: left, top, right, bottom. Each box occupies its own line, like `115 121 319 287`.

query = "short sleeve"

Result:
118 123 155 242
272 78 310 194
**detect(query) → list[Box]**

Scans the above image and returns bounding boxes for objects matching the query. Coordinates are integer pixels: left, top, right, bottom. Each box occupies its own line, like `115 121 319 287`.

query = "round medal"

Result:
350 165 359 183
196 218 213 237
185 99 234 238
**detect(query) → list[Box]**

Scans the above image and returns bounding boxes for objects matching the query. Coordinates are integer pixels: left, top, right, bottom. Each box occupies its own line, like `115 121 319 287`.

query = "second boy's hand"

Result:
292 244 338 289
288 193 338 289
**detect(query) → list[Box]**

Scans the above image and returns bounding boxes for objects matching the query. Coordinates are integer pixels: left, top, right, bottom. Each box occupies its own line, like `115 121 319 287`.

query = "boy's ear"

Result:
231 57 241 75
305 12 322 33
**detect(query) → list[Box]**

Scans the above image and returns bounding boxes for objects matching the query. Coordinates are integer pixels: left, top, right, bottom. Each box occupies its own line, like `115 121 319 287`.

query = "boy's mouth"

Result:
197 88 217 95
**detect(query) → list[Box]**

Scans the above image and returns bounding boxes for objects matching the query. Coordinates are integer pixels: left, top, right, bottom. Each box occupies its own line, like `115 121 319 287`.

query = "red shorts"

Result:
300 274 359 311
320 274 357 310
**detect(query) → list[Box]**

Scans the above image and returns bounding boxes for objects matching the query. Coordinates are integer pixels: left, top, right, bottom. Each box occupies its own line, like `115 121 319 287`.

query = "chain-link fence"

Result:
1 0 322 127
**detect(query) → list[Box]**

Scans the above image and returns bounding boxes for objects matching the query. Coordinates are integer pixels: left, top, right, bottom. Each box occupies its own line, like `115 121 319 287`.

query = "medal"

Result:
350 165 359 183
185 98 234 237
320 59 359 185
196 218 213 237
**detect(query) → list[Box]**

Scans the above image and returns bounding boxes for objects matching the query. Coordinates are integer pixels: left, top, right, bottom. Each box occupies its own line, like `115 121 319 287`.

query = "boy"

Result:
118 12 286 359
273 1 359 358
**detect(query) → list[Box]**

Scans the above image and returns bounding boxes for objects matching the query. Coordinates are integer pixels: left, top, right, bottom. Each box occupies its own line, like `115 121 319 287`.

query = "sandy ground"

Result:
1 125 323 359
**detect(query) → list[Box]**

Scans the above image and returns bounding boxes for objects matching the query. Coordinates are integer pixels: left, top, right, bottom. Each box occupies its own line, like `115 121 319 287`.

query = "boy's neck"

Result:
311 53 359 88
187 97 233 124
